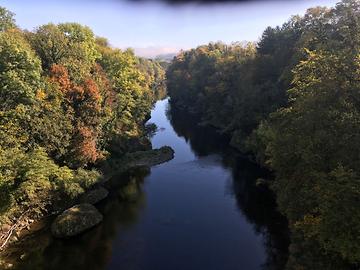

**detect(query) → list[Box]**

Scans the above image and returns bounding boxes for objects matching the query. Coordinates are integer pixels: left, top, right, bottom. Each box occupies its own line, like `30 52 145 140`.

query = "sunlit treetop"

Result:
0 7 16 32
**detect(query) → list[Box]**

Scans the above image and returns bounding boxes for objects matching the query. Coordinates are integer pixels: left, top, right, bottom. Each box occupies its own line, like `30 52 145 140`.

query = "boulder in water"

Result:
126 146 175 167
51 204 102 238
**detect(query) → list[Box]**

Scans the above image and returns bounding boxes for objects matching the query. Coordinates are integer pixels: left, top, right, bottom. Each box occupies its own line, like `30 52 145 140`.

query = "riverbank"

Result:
0 146 174 254
0 98 289 270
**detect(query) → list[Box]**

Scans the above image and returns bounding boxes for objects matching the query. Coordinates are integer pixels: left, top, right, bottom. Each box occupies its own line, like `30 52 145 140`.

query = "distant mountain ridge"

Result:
154 53 177 62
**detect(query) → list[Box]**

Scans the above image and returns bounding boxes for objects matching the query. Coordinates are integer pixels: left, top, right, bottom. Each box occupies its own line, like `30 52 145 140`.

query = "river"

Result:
3 98 288 270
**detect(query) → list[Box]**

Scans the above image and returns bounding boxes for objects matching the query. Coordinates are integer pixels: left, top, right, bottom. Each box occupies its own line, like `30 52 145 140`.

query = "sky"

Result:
1 0 339 57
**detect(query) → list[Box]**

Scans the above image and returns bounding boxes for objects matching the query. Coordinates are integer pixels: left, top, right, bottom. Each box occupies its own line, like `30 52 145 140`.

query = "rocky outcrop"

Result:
125 146 175 167
101 146 175 184
51 204 103 238
5 146 175 244
79 186 109 205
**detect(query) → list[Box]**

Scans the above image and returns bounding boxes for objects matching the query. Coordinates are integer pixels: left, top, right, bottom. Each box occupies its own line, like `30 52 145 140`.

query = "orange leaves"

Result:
73 125 102 166
49 64 83 104
82 78 101 113
49 64 103 167
49 64 71 94
91 63 115 107
50 64 101 109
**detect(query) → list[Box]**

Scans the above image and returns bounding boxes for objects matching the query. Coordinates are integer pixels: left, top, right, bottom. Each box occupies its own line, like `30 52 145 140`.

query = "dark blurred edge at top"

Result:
126 0 299 5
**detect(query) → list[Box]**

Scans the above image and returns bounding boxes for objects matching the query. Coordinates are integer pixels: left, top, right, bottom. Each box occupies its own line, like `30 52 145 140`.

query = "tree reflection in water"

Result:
167 103 289 270
1 167 150 270
2 100 289 270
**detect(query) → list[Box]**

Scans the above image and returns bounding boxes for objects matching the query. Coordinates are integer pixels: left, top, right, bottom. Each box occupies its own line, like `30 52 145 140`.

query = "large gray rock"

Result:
51 204 103 238
126 146 175 167
79 186 109 205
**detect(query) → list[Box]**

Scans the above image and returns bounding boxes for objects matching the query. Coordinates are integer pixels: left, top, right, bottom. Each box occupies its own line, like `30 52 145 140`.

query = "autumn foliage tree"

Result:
49 64 103 167
0 8 165 235
0 21 99 226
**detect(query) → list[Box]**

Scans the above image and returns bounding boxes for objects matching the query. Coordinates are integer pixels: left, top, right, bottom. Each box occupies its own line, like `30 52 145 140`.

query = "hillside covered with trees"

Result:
0 6 166 244
167 0 360 268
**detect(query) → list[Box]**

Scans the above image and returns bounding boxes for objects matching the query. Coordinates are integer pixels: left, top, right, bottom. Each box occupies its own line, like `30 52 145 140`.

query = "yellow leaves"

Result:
355 54 360 80
294 214 321 240
36 89 46 100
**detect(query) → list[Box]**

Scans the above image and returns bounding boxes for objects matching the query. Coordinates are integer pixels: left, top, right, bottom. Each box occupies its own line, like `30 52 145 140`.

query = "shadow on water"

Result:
1 99 289 270
167 103 289 270
1 167 150 270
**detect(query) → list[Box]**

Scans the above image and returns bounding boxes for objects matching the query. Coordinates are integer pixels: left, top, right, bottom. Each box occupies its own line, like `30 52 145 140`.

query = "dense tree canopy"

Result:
138 57 167 100
28 23 100 80
0 11 166 230
167 0 360 268
2 0 359 268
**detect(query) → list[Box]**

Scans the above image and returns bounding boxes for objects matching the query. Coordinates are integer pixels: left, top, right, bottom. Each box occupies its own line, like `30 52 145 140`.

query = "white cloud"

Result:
132 46 184 58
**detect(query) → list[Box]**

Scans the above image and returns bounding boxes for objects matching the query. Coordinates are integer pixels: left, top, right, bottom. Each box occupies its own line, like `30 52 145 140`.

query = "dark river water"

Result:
3 98 288 270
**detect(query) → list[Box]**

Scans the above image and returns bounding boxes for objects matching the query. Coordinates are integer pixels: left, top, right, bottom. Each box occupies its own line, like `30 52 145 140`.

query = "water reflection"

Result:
2 168 150 270
167 102 289 269
2 99 288 270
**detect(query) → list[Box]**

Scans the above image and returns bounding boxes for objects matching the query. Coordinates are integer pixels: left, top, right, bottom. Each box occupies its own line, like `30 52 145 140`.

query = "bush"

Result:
0 147 101 225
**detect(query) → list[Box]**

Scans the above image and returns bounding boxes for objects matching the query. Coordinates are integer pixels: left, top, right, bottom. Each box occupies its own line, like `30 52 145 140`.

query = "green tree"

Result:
0 7 16 32
97 44 152 153
0 30 42 111
28 23 100 80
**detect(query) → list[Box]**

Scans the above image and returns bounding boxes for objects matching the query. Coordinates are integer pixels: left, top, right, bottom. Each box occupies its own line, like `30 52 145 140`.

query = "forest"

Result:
0 0 359 269
0 5 166 247
166 0 360 268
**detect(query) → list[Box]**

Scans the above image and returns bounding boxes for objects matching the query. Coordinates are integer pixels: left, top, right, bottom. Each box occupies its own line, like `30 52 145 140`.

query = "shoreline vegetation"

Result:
0 5 170 254
166 0 360 269
0 146 175 251
0 0 359 269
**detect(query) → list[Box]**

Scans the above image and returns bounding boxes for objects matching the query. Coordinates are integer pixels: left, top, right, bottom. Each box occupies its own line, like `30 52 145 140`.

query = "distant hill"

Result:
154 53 177 62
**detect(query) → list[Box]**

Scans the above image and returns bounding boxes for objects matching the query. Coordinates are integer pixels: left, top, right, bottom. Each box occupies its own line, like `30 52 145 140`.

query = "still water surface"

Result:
6 98 288 270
